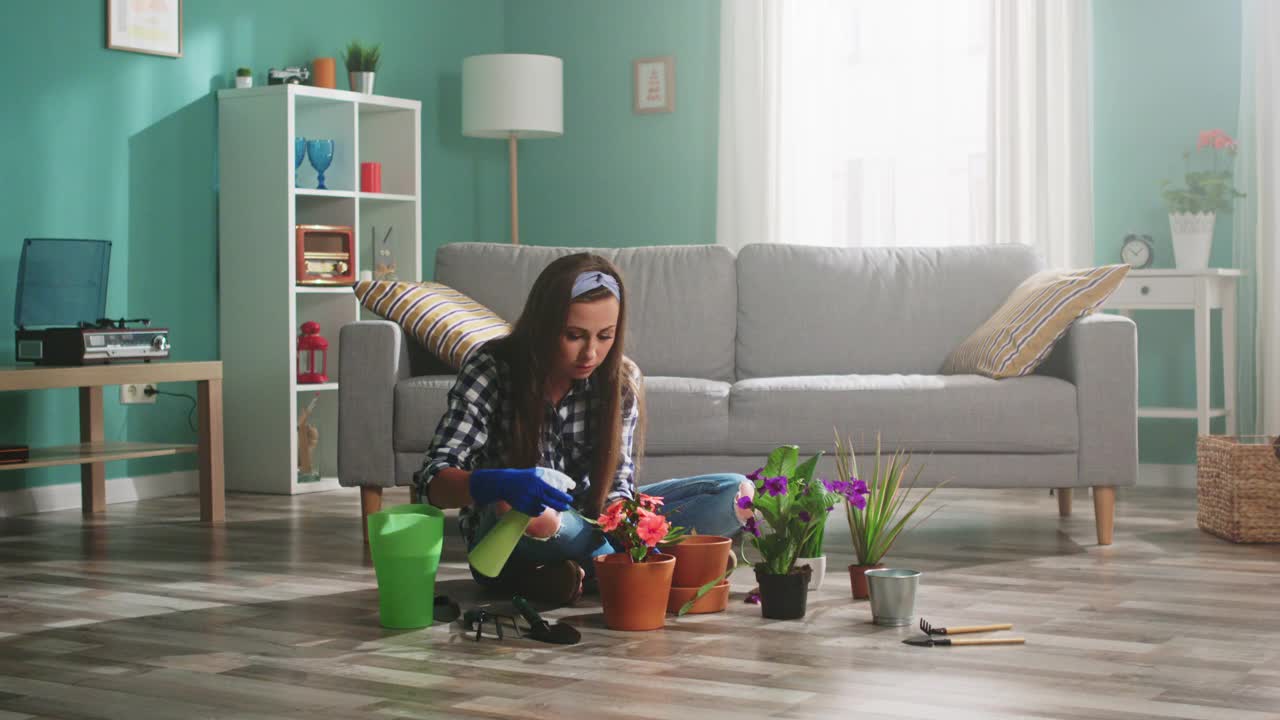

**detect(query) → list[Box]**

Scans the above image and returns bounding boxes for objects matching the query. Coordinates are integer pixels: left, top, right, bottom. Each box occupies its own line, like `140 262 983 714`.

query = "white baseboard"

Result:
0 470 198 518
1138 463 1197 489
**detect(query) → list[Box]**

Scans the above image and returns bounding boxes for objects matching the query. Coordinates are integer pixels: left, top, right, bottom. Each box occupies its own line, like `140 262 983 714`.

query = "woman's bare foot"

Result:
734 478 756 524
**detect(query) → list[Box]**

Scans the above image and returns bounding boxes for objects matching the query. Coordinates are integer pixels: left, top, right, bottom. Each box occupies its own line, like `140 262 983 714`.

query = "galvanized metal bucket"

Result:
865 568 921 627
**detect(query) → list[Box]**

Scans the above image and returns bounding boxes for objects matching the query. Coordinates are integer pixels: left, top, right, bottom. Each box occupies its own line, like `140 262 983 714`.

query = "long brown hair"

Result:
489 253 645 516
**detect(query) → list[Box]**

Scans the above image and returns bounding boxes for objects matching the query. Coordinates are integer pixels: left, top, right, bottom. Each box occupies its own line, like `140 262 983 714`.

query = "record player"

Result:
13 238 170 365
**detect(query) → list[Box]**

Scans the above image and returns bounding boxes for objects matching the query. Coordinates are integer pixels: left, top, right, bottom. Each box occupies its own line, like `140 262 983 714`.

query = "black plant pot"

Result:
755 566 810 620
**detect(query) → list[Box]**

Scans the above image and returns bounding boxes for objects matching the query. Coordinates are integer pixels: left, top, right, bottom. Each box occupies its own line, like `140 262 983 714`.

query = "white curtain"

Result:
1238 0 1280 434
718 0 1092 269
988 0 1094 269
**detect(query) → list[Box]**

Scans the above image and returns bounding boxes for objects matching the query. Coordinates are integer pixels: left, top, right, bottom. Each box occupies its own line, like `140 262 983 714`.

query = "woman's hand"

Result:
469 468 574 516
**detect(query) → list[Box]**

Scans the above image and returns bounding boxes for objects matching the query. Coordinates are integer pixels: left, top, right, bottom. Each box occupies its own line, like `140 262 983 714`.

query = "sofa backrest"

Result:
435 243 737 382
736 244 1044 377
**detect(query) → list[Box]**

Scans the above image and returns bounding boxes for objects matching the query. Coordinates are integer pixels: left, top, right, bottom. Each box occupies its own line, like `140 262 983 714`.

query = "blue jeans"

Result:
469 472 747 585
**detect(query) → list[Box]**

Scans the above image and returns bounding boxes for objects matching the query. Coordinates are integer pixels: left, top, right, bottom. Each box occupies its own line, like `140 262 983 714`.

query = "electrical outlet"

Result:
120 383 157 405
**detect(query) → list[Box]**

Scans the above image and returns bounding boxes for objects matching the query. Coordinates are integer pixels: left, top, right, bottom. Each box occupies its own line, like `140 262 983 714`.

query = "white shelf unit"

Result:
217 84 421 494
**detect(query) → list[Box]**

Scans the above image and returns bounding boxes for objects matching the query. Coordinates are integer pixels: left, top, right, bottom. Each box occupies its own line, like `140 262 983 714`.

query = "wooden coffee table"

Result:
0 361 225 523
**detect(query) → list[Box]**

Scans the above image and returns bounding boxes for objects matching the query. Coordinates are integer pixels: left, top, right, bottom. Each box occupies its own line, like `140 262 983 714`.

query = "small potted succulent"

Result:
837 432 944 599
343 40 382 94
740 445 865 619
592 494 685 631
234 67 253 89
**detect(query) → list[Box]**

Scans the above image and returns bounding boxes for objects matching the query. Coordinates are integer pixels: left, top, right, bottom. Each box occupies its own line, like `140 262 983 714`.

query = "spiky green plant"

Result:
342 41 382 73
836 431 944 566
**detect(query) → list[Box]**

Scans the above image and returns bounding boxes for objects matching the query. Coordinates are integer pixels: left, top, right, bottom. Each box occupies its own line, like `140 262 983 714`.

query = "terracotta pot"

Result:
755 566 810 620
667 581 730 615
595 553 675 631
848 563 884 600
661 535 731 587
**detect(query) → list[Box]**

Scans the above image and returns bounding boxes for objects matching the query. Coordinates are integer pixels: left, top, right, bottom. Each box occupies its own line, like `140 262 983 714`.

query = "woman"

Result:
417 253 753 605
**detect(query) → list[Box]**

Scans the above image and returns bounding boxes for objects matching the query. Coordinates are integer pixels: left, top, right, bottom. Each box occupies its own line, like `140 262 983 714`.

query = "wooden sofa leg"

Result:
1056 488 1072 517
360 486 383 545
1092 486 1115 546
410 484 420 504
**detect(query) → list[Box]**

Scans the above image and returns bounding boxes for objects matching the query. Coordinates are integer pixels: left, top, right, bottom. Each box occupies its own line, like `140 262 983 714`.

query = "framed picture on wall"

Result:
633 56 675 114
107 0 183 58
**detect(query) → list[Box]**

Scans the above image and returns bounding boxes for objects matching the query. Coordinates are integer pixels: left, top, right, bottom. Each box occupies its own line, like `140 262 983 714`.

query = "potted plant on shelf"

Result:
235 67 253 89
343 40 382 94
740 445 865 619
836 432 943 599
1160 128 1246 269
592 494 685 631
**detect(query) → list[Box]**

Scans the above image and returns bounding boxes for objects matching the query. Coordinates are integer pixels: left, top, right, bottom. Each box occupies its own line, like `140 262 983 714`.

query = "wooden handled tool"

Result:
935 623 1013 635
904 636 1025 647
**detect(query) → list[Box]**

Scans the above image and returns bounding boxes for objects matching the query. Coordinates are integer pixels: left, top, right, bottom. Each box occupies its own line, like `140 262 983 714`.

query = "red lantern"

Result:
297 321 329 384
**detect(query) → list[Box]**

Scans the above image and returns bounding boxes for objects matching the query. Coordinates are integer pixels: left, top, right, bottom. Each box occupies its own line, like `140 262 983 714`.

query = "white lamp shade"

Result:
462 54 564 139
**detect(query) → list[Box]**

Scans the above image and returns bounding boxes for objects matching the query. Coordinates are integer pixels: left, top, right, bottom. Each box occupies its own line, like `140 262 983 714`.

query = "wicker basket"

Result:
1196 435 1280 543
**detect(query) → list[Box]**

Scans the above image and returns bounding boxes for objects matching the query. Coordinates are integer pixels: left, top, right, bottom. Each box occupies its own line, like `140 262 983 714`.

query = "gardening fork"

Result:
919 618 1014 636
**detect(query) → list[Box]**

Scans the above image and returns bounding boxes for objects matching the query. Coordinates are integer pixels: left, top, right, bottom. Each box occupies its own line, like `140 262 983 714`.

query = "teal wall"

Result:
1093 0 1243 464
501 0 720 249
0 0 505 492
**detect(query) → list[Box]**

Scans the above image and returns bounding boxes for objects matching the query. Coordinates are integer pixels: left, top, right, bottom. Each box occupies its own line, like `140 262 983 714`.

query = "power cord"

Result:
145 387 198 433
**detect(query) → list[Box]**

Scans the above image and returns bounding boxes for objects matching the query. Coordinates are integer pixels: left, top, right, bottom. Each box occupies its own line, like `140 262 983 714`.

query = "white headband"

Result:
571 271 620 300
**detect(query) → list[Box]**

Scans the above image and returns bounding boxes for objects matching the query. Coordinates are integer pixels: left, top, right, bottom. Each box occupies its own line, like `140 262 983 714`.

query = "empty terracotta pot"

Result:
595 553 675 631
661 535 731 588
848 563 885 599
311 57 336 89
667 580 730 615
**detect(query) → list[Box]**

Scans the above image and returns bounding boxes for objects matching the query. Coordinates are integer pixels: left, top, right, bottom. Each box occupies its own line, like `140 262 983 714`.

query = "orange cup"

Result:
312 57 336 89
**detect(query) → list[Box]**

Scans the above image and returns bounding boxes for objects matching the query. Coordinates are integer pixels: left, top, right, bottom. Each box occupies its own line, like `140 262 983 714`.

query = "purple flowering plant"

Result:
741 445 867 576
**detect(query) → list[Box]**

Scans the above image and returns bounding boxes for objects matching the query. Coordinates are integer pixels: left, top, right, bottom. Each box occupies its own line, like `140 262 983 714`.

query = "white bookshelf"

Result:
217 84 422 494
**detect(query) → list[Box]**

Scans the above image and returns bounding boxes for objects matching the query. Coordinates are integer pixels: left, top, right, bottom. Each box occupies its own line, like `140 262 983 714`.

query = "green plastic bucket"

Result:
367 503 445 629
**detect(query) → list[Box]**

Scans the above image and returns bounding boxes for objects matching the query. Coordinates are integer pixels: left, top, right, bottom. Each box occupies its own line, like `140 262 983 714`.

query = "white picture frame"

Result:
107 0 183 58
633 56 675 114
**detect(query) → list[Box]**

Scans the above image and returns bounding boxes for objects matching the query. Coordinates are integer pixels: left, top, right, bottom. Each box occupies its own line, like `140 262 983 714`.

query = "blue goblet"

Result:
294 137 306 187
306 139 335 190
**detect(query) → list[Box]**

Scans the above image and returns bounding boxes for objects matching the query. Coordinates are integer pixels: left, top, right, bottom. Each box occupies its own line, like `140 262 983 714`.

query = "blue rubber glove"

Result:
469 467 574 516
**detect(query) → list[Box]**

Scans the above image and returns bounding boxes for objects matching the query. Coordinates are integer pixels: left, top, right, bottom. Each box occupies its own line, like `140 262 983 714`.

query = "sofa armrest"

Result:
1037 313 1138 487
339 320 412 489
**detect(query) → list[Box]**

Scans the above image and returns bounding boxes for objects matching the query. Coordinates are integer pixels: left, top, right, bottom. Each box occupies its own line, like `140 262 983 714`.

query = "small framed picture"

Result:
107 0 183 58
633 56 675 114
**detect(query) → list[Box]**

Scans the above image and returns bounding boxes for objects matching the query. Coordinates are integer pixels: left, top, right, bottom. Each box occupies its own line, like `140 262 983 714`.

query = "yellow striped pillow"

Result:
354 280 511 369
942 265 1130 379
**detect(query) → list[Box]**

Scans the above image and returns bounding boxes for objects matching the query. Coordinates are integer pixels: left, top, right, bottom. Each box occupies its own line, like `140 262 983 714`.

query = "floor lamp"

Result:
462 54 564 245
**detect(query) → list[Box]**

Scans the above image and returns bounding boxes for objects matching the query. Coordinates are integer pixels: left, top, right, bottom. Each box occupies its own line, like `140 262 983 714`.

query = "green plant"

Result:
1160 129 1246 214
835 432 944 566
740 445 865 576
235 67 252 77
342 41 382 73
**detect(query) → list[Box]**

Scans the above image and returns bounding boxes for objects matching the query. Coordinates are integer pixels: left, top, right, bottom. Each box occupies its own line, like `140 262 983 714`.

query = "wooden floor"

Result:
0 486 1278 719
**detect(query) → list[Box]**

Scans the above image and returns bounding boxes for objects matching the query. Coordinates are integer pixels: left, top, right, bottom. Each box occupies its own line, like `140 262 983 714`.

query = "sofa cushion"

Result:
942 265 1131 379
736 244 1044 378
436 243 737 382
393 375 732 456
642 377 731 456
355 280 510 369
728 374 1077 456
394 375 455 453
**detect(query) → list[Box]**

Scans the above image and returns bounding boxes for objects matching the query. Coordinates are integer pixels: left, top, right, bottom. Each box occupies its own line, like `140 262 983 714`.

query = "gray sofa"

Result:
339 243 1137 545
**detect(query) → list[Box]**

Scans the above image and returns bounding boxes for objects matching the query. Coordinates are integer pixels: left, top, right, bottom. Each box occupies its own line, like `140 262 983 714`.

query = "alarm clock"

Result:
1120 233 1154 269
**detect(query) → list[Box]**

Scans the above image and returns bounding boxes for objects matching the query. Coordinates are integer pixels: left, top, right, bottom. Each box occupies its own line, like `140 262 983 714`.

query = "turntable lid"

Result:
14 239 111 328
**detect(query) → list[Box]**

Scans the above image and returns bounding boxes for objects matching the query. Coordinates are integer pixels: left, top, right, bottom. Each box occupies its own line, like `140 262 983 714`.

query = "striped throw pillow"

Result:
354 280 511 369
942 265 1130 379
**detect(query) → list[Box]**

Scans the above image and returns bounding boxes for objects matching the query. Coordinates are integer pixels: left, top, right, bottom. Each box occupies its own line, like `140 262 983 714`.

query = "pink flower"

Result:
1198 130 1213 149
636 513 670 547
637 493 664 510
598 501 625 533
1214 135 1229 149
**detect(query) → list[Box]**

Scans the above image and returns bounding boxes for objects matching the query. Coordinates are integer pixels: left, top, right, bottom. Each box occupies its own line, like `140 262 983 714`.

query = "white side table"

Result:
1103 269 1241 436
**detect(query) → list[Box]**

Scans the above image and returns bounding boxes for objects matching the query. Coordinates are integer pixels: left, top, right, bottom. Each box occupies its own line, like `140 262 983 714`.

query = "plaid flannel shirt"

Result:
416 346 640 544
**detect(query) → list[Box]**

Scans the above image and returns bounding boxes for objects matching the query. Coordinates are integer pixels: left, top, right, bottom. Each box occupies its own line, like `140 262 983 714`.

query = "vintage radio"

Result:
295 224 356 285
